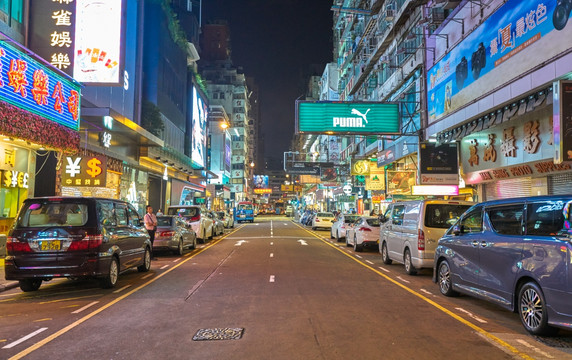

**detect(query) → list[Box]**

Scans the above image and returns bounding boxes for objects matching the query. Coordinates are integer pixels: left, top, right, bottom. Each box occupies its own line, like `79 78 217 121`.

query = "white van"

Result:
379 200 472 275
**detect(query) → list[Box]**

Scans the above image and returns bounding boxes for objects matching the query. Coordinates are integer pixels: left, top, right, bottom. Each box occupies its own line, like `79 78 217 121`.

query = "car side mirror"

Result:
379 215 388 223
452 225 463 236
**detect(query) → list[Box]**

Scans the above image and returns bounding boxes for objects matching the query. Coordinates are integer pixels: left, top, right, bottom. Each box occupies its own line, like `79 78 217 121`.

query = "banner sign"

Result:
296 101 400 135
253 175 269 189
418 142 459 185
351 160 372 175
62 155 107 187
554 80 572 163
286 162 320 175
254 188 272 194
428 0 570 123
386 171 416 195
377 136 418 167
0 41 80 130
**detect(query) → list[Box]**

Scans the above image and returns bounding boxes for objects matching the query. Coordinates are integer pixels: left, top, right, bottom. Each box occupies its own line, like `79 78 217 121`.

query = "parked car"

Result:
380 200 473 275
285 205 294 217
330 214 360 242
216 211 234 228
299 211 312 225
154 215 197 255
5 197 152 291
312 212 335 230
167 205 213 243
209 211 225 236
434 195 572 335
345 216 380 252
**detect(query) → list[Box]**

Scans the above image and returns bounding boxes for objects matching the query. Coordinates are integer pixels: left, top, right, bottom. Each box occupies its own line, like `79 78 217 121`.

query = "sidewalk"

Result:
0 258 19 293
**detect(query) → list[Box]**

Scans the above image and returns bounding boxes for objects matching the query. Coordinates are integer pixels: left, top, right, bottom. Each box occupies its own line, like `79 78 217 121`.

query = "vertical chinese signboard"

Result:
554 80 572 164
29 0 125 85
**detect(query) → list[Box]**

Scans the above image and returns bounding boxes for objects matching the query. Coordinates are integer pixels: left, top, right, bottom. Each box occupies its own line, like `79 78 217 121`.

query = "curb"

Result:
0 281 18 292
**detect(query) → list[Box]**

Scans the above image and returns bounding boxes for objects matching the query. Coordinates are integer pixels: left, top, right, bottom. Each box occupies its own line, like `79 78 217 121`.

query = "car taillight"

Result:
190 215 200 222
418 229 425 250
68 235 103 251
315 219 320 222
341 225 345 229
159 231 175 237
358 227 371 232
6 237 32 253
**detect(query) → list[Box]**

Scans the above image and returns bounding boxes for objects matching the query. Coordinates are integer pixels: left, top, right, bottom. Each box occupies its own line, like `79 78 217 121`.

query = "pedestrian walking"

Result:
144 205 158 260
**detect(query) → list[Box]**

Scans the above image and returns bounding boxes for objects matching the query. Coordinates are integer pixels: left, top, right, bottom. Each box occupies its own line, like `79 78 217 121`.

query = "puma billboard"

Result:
295 101 400 135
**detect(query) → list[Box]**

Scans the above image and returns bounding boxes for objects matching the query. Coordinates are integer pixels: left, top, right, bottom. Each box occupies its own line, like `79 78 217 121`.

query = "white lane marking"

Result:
396 276 410 283
2 327 48 349
225 236 314 240
516 339 555 358
297 239 308 246
455 307 487 323
235 240 247 246
173 258 181 263
378 266 390 273
160 265 169 270
255 223 259 226
270 220 274 237
270 253 274 258
112 285 132 294
71 301 99 314
365 260 374 265
142 273 154 279
420 289 434 296
355 255 363 259
270 242 274 246
284 223 288 226
269 275 275 283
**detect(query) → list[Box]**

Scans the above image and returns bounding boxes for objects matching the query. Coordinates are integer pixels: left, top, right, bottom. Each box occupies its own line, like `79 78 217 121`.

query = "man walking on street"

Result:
144 205 158 260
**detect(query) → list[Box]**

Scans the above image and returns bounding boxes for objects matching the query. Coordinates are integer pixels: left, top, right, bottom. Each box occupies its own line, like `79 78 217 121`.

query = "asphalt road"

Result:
1 216 572 359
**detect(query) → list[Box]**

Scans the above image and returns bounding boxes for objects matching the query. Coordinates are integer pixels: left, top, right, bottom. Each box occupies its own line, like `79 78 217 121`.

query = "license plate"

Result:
40 240 61 251
240 215 245 218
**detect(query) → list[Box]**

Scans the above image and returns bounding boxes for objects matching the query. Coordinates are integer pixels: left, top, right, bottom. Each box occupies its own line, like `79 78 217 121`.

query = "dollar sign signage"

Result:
60 155 107 187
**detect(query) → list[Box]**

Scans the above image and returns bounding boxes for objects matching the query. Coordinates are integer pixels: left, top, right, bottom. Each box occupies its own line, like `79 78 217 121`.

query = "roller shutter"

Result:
484 177 532 200
550 173 572 195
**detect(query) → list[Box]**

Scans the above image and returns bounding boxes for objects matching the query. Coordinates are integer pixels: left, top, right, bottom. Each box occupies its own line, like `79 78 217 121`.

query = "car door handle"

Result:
480 241 488 248
471 240 479 247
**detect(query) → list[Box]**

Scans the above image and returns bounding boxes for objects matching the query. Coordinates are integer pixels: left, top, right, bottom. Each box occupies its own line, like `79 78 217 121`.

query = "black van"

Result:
5 197 152 292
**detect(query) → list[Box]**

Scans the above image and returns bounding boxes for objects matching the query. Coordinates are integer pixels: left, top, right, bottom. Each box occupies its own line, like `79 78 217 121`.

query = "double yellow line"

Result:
8 226 243 360
293 221 534 360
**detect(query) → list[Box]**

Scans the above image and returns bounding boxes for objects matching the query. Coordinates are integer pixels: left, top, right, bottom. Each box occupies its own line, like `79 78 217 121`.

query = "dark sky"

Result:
202 0 333 167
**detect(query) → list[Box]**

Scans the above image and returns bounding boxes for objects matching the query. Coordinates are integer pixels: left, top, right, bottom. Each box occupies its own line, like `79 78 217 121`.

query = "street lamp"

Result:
220 122 229 129
250 161 255 168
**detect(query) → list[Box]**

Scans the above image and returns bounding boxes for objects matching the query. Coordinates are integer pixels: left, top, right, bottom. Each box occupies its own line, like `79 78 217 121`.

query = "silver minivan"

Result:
379 200 472 275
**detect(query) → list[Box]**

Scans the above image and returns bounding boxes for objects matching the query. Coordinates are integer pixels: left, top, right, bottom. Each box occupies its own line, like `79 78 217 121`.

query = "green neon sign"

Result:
296 101 400 135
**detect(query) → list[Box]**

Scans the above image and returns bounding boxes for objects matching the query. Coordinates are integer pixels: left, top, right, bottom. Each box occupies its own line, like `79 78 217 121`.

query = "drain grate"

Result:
534 336 572 349
192 328 244 341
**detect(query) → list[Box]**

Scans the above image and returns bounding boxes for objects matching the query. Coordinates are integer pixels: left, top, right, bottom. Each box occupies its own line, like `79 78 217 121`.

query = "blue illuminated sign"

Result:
0 41 81 130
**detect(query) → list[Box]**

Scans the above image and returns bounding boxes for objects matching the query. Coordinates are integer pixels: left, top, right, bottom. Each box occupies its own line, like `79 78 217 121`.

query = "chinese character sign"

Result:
427 0 565 124
0 42 80 130
61 155 107 187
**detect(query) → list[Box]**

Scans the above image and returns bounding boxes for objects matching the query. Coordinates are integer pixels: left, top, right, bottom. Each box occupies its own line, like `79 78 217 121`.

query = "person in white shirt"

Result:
144 205 158 260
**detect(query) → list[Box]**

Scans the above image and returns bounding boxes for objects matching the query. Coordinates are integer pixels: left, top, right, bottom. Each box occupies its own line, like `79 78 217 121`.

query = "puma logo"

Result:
351 108 371 124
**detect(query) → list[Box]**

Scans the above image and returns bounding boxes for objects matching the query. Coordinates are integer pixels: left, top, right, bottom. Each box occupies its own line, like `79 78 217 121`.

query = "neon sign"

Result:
0 42 81 130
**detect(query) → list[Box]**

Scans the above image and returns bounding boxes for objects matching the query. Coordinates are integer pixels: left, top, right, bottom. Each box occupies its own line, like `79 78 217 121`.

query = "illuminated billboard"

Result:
192 87 208 169
74 0 124 84
296 101 400 135
428 0 570 123
253 175 269 189
0 41 81 130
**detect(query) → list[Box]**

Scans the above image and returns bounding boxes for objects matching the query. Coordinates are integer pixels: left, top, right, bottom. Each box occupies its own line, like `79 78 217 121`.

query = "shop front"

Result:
0 41 81 233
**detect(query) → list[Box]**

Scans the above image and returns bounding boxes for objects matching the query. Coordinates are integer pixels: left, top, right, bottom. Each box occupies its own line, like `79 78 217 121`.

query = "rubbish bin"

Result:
0 234 6 257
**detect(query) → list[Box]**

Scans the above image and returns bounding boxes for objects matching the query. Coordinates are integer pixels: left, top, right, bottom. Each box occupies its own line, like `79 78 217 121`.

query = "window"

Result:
116 204 128 226
391 205 405 226
98 201 117 227
127 205 141 227
460 207 483 233
425 204 472 229
526 201 567 236
487 205 524 235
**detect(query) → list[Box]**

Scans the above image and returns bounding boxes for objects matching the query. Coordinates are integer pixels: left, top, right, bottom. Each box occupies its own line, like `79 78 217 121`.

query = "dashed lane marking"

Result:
32 319 51 323
71 301 100 314
378 266 390 273
515 339 555 359
455 307 487 324
420 289 434 296
365 260 374 265
396 276 410 284
270 253 274 258
160 265 169 270
269 275 275 283
2 328 48 349
141 273 154 279
112 285 132 294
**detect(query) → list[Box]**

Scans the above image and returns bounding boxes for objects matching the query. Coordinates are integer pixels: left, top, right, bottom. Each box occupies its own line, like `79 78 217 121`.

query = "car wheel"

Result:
345 235 351 247
199 229 206 244
403 249 417 275
174 238 184 256
209 228 213 239
336 231 342 243
19 279 42 292
190 235 196 249
437 260 458 297
138 247 151 272
311 226 316 230
101 257 119 288
381 242 392 264
354 235 363 252
330 230 334 239
518 281 557 335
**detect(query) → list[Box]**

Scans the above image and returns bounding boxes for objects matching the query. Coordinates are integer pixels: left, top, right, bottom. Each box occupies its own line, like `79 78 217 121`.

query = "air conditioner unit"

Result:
430 8 445 24
385 9 395 21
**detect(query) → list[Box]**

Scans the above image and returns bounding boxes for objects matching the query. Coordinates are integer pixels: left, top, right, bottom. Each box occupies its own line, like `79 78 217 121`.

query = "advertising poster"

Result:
320 166 337 182
418 142 459 185
427 0 571 123
386 171 416 194
555 80 572 163
192 87 208 169
253 175 269 189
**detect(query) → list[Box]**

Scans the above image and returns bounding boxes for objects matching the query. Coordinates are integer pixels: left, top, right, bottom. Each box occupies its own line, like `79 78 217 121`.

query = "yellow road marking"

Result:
0 339 7 343
38 294 100 305
293 222 534 360
33 318 52 322
8 226 242 360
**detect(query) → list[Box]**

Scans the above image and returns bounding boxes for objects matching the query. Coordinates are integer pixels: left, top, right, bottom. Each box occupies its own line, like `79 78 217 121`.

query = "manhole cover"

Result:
192 328 244 341
534 336 572 349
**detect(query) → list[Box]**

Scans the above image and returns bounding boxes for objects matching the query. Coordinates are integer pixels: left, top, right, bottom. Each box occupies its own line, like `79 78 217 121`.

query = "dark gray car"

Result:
154 216 197 255
434 195 572 335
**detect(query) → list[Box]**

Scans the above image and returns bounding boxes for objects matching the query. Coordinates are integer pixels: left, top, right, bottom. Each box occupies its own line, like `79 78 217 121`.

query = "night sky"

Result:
202 0 333 167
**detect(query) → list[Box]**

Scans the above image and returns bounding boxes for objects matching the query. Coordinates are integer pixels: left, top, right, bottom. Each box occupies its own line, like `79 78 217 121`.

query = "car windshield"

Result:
216 212 226 218
317 213 334 217
425 204 472 229
238 204 253 210
366 219 380 227
168 207 199 218
16 201 89 227
156 216 173 226
344 215 359 223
